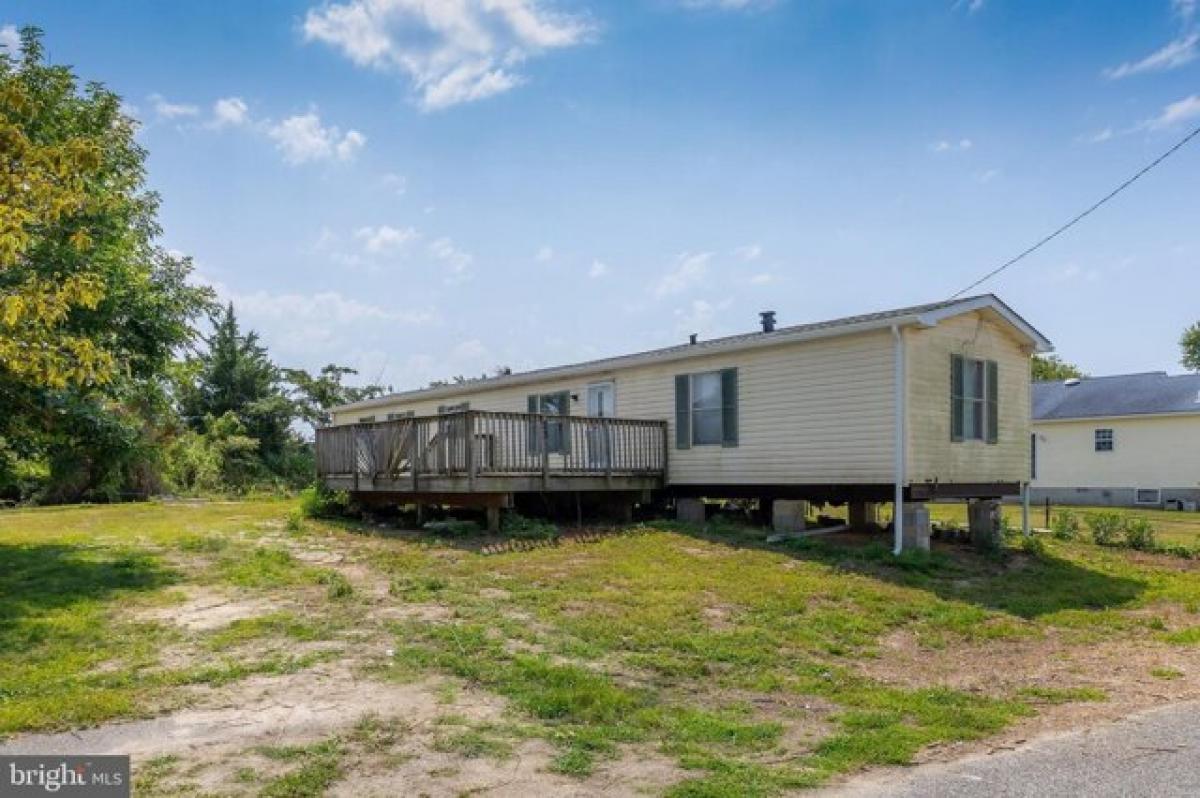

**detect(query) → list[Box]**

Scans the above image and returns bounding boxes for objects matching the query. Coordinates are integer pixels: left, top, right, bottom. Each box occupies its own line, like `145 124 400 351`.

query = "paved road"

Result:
823 701 1200 798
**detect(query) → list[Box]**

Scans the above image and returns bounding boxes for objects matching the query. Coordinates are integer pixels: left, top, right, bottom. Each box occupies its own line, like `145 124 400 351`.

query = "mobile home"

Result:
318 294 1051 547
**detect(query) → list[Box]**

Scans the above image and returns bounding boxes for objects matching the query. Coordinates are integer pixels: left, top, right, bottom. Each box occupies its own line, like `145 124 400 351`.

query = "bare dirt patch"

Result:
135 585 276 631
858 628 1200 762
1 656 685 797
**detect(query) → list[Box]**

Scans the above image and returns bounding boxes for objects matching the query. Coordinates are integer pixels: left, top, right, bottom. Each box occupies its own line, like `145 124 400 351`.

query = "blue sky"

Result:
4 0 1199 387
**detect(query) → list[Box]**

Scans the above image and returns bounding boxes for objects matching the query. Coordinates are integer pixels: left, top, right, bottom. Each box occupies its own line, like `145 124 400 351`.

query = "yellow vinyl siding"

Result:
1032 415 1200 489
332 329 898 485
904 311 1033 484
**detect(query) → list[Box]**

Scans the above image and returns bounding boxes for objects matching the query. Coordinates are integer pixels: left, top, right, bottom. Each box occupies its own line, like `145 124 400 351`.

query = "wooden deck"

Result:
316 410 668 497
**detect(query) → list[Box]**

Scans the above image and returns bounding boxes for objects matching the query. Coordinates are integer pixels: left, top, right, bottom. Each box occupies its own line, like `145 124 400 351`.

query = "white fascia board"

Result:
332 313 927 415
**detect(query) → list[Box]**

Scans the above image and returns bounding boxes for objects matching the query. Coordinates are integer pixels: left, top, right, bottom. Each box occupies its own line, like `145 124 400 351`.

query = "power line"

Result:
951 121 1200 299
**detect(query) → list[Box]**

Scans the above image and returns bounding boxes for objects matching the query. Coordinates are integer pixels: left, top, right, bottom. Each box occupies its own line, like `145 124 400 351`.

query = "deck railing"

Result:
316 409 668 488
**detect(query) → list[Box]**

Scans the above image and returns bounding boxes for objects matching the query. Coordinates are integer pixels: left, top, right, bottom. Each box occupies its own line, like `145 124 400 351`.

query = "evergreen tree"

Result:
180 304 294 463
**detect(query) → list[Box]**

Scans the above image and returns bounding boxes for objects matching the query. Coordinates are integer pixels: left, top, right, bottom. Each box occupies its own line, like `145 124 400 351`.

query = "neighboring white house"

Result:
1031 372 1200 508
320 295 1052 536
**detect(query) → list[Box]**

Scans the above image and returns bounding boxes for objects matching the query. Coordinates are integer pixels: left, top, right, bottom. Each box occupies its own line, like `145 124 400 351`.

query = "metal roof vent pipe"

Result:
760 311 776 333
689 333 698 345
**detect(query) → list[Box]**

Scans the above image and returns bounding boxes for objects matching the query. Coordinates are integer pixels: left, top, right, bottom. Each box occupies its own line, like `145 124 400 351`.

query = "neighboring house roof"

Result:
334 293 1052 414
1033 372 1200 421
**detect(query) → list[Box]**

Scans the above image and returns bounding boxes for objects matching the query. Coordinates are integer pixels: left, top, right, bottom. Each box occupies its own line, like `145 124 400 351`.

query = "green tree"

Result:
1181 322 1200 372
179 304 295 464
283 365 388 431
1031 355 1084 382
0 28 211 501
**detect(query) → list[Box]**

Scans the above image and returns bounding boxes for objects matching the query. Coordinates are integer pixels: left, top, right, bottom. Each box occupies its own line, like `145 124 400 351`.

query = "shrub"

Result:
1020 533 1047 557
501 513 559 540
1123 517 1157 551
1086 512 1124 546
1050 510 1081 541
298 484 350 519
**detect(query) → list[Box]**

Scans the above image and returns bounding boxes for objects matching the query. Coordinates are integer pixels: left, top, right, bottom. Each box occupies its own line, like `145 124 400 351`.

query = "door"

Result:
586 382 615 467
587 382 615 417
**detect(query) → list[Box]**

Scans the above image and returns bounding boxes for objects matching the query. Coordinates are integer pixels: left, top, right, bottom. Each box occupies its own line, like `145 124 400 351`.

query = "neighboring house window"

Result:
527 391 571 455
358 415 376 423
1136 488 1161 505
1094 428 1114 452
950 355 998 444
386 411 414 421
674 368 738 449
438 402 469 414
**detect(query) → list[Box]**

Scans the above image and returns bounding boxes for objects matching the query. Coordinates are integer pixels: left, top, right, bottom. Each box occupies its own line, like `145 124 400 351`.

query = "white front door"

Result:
585 382 615 467
586 381 615 417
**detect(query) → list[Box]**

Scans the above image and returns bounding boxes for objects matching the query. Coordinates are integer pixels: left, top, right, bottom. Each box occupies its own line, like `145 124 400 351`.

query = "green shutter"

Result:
720 368 739 448
950 355 964 442
674 375 691 450
986 360 999 444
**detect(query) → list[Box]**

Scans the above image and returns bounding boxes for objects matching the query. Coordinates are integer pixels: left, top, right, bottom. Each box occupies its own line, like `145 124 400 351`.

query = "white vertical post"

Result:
891 325 906 555
1022 481 1031 537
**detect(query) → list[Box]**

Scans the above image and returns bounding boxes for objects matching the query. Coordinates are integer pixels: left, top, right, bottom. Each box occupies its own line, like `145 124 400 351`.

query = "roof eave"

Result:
331 312 930 415
917 295 1054 353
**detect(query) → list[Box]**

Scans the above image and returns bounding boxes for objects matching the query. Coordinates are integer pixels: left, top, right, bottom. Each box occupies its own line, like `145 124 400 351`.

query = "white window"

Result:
951 356 998 443
1095 428 1113 452
358 415 376 423
691 372 724 445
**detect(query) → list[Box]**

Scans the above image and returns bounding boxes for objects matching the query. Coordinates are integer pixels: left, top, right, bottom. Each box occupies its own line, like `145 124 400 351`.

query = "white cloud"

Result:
150 93 200 120
195 273 436 367
354 224 418 254
1175 0 1197 24
428 236 473 283
1140 93 1200 130
268 111 366 164
233 288 434 325
654 251 712 298
733 243 762 261
336 129 367 160
534 245 554 262
1086 127 1114 143
749 273 773 285
975 168 1000 183
1104 32 1199 79
588 259 608 278
302 0 594 111
930 138 972 153
211 96 249 128
380 172 407 195
952 0 986 13
673 297 732 336
0 24 19 53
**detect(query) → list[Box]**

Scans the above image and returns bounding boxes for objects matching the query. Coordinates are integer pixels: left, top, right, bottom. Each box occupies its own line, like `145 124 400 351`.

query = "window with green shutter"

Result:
950 355 998 444
674 368 739 448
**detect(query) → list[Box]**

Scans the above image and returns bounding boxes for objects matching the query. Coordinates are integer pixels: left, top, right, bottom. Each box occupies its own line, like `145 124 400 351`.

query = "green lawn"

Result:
2 499 1200 796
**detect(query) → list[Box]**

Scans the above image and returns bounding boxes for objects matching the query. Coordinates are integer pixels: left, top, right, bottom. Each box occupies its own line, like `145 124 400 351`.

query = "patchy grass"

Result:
5 499 1200 795
258 738 344 798
0 499 352 736
364 519 1200 790
1016 686 1108 704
